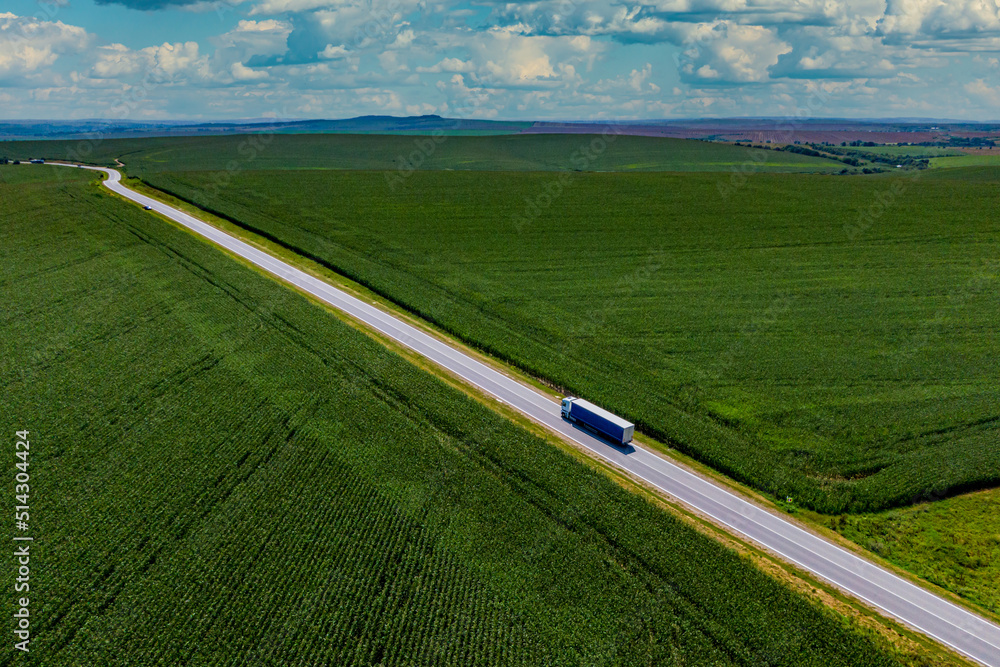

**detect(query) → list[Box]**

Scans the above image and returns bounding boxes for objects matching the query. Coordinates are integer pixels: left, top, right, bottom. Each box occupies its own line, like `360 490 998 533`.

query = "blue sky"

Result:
2 0 999 120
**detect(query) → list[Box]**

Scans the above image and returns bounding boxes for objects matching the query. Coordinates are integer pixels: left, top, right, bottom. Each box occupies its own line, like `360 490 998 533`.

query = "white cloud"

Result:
770 25 899 79
965 78 1000 105
416 57 474 73
218 19 292 45
878 0 1000 49
647 0 747 11
392 29 416 48
245 0 422 66
629 63 657 91
230 61 269 80
3 0 1000 122
147 41 208 77
91 41 210 82
467 30 601 87
405 101 437 114
250 0 339 14
91 44 142 78
0 13 92 79
435 73 504 117
593 61 660 92
678 21 790 82
354 86 403 110
490 0 674 42
319 44 349 59
209 18 290 82
491 0 884 43
377 50 406 72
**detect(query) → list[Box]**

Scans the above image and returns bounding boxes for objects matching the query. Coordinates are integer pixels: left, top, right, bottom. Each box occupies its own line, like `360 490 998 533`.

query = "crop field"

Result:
919 165 1000 182
840 146 965 158
0 133 844 174
0 163 91 185
929 154 1000 168
139 167 1000 516
0 166 913 665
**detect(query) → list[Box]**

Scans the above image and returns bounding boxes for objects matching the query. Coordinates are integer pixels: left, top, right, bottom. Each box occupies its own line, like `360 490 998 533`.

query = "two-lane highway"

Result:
63 163 1000 666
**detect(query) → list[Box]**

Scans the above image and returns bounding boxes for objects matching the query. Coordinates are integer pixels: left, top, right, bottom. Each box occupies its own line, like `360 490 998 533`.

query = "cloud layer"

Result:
1 0 999 119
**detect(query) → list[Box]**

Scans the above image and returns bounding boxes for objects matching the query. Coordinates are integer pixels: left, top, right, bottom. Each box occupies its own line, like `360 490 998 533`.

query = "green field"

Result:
840 147 965 158
831 488 1000 617
138 167 1000 516
929 154 1000 168
919 165 1000 182
1 166 914 665
0 163 90 184
0 133 845 174
319 129 528 136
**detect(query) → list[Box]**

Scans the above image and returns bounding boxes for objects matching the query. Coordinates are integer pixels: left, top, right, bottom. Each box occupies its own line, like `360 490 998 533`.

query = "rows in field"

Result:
1 178 543 666
138 167 1000 514
2 173 904 665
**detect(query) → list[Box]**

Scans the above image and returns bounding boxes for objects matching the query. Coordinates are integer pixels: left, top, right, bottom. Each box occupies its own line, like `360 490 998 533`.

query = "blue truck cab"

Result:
561 397 635 445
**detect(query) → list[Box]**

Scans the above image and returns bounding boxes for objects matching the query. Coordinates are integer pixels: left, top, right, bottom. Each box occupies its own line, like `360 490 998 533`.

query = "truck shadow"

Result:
564 419 636 455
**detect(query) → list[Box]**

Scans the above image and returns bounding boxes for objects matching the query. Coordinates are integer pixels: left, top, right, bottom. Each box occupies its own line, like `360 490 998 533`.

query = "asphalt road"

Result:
64 164 1000 666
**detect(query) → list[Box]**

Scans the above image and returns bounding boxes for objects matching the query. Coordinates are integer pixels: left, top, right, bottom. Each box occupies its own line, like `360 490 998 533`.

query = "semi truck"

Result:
561 397 634 445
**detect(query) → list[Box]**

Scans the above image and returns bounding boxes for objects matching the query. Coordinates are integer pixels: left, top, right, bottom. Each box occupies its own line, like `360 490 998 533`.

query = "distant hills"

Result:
0 115 531 140
2 115 998 143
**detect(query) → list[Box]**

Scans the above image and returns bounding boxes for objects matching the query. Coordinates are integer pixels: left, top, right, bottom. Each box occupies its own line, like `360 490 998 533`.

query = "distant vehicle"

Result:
29 159 44 164
143 205 152 210
561 397 634 444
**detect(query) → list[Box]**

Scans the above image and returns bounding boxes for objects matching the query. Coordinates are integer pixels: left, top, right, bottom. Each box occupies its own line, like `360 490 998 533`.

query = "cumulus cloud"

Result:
318 44 348 58
465 30 602 88
878 0 1000 49
230 61 269 80
249 0 361 14
91 41 210 81
216 19 292 48
207 19 291 83
770 25 897 79
647 0 854 26
93 0 194 8
246 0 422 67
0 13 92 80
491 0 881 43
490 0 673 43
3 0 1000 121
91 43 143 78
434 73 504 116
628 63 659 91
377 50 407 73
593 62 660 92
677 21 790 83
416 57 475 73
965 78 1000 105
